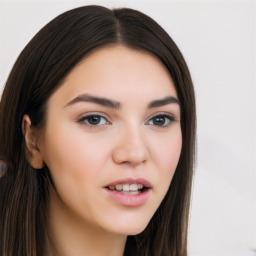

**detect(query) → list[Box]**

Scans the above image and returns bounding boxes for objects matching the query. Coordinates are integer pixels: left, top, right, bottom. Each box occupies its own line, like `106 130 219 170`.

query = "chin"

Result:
125 225 147 236
103 214 152 236
112 225 148 236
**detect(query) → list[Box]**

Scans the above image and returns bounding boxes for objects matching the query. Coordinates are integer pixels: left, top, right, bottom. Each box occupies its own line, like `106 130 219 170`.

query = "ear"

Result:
22 115 44 169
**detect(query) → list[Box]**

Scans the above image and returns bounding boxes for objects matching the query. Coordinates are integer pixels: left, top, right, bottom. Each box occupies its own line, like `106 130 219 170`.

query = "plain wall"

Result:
0 0 255 255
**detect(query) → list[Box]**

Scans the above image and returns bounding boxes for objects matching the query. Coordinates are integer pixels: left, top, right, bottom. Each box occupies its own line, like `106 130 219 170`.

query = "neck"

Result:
45 188 127 256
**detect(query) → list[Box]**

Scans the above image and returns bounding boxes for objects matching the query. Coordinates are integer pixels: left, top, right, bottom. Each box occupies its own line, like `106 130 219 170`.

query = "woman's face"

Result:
38 45 182 236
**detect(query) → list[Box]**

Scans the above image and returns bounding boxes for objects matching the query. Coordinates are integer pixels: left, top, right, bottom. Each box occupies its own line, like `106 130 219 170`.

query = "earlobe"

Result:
22 115 44 169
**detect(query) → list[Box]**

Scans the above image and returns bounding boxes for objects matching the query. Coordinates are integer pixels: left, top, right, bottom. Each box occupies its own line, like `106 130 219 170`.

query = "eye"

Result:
146 114 174 127
77 115 109 126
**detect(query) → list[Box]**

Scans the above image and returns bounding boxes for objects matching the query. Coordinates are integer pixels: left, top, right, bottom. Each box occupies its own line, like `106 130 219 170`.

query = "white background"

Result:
0 0 255 255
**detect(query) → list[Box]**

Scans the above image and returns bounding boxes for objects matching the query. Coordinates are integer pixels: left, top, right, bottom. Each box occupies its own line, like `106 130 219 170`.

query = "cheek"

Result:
41 127 110 191
160 134 182 170
150 128 182 191
41 129 113 220
152 126 182 163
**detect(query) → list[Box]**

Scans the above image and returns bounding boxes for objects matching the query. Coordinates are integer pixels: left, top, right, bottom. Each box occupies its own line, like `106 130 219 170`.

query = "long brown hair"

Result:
0 5 196 256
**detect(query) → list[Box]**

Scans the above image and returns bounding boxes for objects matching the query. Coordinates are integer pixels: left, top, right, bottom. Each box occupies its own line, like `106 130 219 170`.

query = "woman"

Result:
0 5 196 256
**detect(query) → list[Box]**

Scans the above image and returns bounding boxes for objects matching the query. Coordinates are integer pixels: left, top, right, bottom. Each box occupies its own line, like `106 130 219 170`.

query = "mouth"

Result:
104 178 152 207
106 183 149 195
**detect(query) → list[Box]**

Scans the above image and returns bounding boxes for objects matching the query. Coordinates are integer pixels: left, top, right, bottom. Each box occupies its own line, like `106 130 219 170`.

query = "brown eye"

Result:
86 115 102 125
78 115 108 126
146 115 174 127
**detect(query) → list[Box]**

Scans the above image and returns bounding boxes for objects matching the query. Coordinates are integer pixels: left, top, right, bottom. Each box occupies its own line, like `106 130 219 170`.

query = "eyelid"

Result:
146 112 176 121
145 112 176 126
76 112 112 126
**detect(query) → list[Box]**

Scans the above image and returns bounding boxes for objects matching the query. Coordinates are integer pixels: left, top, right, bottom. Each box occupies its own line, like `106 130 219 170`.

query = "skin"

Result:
23 45 182 256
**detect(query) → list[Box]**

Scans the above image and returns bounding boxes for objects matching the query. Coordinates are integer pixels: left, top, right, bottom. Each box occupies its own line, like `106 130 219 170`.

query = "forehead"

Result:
49 45 177 106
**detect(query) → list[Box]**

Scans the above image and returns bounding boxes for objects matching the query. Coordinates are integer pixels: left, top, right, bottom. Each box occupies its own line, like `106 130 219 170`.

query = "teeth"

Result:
129 184 138 191
121 191 140 195
110 183 144 192
115 184 122 191
123 184 130 191
137 184 143 190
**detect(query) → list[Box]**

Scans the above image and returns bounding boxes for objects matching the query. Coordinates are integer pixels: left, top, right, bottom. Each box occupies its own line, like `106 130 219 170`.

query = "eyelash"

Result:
77 114 110 127
77 113 175 128
146 114 175 127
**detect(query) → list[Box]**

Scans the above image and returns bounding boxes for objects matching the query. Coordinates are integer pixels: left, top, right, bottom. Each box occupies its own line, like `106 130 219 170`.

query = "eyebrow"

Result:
65 94 180 109
65 94 121 109
147 96 180 108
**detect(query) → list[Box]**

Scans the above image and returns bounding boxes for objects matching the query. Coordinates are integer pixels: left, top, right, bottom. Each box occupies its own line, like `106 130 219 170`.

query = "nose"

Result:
112 125 149 167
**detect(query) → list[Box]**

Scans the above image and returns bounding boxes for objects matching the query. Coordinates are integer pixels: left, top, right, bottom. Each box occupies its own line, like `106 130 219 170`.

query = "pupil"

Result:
88 116 100 124
153 116 165 125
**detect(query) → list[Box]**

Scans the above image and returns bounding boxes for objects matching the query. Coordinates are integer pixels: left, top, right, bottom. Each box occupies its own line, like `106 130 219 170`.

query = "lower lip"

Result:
104 189 151 207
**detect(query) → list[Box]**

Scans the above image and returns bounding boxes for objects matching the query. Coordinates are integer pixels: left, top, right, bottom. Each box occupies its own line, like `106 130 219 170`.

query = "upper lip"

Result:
105 177 152 188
